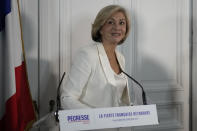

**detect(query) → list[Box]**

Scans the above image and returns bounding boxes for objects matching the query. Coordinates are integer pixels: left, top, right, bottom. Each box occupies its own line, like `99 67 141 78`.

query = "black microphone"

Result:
121 70 147 105
55 72 66 122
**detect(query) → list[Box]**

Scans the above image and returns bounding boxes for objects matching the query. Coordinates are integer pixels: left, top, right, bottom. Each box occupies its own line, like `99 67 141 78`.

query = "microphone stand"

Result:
32 72 66 129
55 72 66 122
121 70 147 105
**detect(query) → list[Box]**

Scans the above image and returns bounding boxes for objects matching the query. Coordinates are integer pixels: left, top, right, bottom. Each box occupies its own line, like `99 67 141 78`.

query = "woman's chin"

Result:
111 39 122 44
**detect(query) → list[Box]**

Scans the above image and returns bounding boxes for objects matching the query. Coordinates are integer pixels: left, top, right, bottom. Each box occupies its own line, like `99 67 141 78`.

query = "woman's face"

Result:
100 11 127 45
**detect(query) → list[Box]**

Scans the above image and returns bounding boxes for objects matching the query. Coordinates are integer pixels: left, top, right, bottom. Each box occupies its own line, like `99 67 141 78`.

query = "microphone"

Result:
32 72 66 128
55 72 66 122
121 70 147 105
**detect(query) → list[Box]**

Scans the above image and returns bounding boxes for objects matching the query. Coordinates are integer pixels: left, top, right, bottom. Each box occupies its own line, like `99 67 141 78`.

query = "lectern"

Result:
58 104 159 131
32 72 157 130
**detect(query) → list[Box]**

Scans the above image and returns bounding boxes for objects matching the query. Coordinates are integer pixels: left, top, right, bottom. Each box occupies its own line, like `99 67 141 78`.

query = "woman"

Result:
60 5 134 110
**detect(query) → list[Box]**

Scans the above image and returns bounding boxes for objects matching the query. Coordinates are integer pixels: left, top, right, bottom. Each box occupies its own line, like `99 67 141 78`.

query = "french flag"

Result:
0 0 36 130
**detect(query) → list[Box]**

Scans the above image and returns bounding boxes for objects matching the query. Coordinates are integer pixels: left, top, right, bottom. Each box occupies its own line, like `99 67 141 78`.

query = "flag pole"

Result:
16 0 37 130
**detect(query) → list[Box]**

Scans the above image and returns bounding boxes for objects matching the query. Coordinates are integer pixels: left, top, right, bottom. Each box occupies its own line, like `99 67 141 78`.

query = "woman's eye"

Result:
108 21 114 24
120 21 125 25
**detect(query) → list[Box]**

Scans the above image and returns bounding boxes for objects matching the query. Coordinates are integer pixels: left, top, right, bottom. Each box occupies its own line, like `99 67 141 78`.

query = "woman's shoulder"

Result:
76 42 99 56
74 42 99 61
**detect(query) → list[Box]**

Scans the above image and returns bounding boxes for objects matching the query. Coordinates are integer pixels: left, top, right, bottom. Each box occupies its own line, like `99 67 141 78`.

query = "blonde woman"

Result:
60 4 145 131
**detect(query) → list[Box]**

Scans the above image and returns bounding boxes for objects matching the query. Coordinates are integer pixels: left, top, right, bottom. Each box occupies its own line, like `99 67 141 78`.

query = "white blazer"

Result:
60 43 131 109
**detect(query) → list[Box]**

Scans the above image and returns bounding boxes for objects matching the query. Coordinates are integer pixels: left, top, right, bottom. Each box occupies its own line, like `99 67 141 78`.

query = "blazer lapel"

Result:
115 50 125 71
96 43 131 105
96 44 116 86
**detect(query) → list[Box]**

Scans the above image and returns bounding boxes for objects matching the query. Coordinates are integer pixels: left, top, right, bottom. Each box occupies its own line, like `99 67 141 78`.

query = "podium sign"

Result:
59 104 159 131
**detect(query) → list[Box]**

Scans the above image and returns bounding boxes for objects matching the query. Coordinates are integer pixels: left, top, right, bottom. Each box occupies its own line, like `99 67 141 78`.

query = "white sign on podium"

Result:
58 104 159 131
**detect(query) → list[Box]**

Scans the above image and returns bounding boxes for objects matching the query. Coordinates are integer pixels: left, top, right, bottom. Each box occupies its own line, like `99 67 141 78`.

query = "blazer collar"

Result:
96 43 124 86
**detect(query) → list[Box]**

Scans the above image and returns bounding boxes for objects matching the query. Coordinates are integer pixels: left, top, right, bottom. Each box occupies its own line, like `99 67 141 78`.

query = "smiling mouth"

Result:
111 33 121 36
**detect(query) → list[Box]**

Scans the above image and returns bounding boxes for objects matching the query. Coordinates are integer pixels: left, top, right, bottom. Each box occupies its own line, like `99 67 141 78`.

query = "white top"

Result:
110 68 127 106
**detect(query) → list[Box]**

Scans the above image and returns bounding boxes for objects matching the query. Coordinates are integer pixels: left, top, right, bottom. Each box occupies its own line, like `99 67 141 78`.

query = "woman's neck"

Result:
102 42 117 55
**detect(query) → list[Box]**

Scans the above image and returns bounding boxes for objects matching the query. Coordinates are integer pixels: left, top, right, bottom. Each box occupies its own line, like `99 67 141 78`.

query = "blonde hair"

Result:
91 5 130 45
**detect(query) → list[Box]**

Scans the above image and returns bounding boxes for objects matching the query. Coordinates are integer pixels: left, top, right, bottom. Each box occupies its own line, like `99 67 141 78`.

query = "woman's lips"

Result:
111 33 121 36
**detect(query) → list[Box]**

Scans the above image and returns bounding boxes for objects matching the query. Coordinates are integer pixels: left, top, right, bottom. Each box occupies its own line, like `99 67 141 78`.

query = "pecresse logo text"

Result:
67 115 89 124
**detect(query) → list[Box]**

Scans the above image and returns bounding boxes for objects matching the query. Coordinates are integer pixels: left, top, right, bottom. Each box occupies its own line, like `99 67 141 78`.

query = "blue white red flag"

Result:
0 0 36 130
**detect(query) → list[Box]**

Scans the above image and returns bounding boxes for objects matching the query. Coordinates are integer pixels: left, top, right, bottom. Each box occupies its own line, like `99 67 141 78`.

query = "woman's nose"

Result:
113 23 121 30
